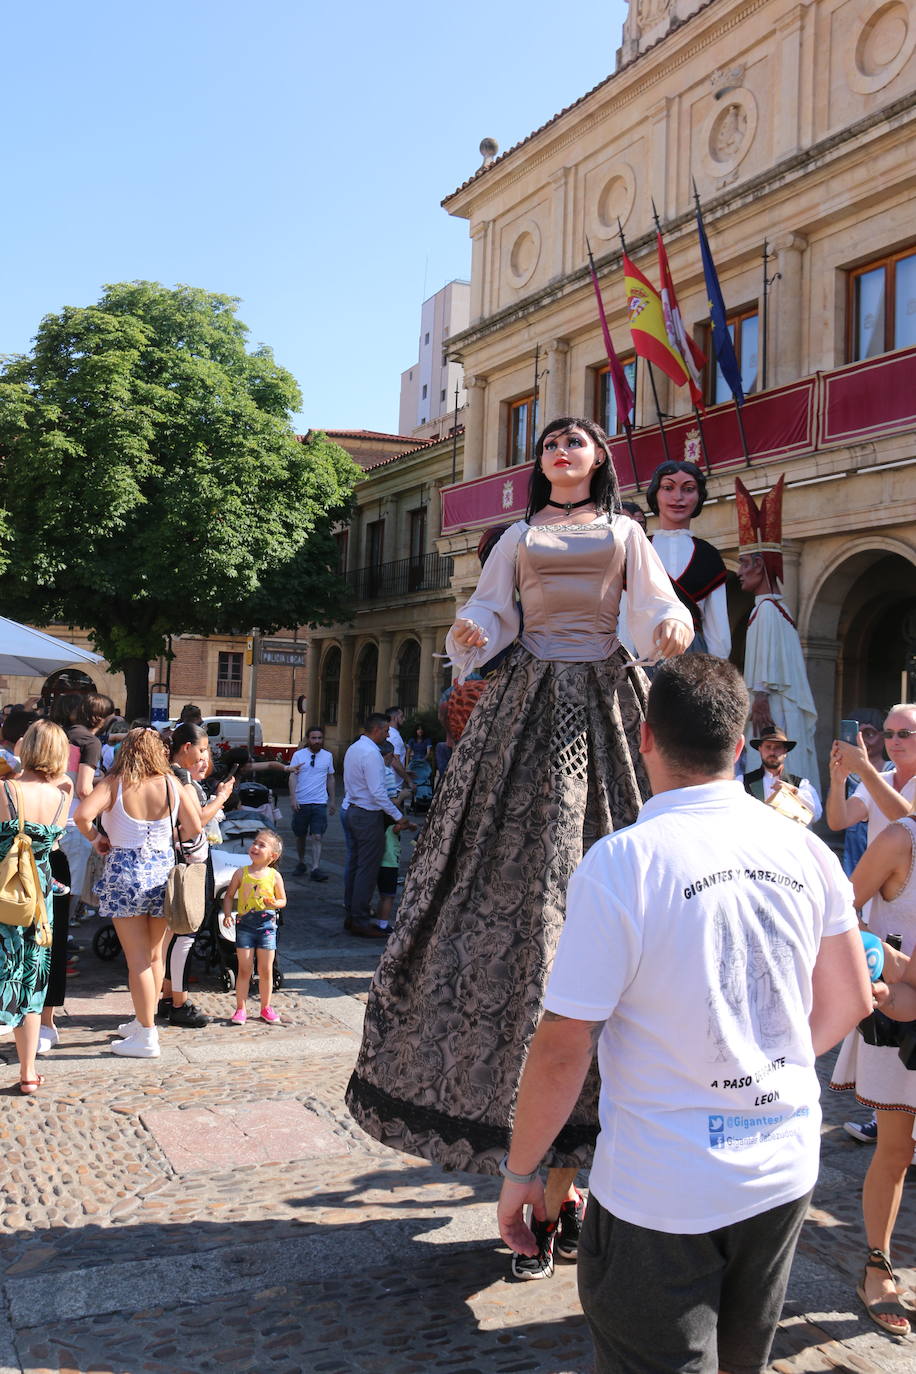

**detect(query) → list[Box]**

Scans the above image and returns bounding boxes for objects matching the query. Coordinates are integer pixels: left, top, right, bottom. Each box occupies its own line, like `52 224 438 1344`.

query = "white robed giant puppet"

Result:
736 475 819 790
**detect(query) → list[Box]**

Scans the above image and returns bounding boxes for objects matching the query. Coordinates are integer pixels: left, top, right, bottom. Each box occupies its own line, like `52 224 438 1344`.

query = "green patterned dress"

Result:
0 792 63 1027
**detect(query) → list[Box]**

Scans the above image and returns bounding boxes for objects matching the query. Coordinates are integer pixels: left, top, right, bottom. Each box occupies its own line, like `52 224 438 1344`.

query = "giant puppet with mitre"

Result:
735 475 819 789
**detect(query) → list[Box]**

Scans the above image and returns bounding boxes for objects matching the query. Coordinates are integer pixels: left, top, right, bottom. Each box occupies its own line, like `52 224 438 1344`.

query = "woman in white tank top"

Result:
75 729 200 1058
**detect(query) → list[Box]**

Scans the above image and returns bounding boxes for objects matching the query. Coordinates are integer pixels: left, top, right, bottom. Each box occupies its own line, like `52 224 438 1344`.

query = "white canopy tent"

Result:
0 616 103 677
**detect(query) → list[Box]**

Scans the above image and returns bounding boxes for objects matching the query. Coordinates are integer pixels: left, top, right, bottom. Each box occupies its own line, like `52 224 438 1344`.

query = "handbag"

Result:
163 776 208 934
0 781 52 947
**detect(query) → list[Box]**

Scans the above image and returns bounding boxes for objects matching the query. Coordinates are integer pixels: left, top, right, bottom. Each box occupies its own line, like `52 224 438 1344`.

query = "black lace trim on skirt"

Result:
346 1070 597 1158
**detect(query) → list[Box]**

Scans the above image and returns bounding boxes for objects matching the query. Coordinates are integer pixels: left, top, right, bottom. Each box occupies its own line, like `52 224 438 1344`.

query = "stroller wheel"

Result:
272 964 283 992
219 966 236 992
92 924 122 961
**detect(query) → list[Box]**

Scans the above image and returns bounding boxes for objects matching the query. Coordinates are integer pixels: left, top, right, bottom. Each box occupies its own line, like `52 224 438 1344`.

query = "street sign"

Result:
259 640 306 668
150 690 170 723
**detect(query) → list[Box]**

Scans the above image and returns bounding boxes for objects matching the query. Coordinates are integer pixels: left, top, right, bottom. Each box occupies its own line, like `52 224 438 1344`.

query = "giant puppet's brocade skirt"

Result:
345 642 649 1176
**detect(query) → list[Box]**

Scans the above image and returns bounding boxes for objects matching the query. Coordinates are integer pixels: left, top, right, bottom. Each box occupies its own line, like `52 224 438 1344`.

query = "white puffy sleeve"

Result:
701 582 731 659
445 523 524 683
623 521 694 660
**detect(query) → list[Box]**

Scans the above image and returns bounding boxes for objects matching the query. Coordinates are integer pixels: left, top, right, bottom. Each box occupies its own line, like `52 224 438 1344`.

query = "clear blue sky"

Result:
3 1 627 435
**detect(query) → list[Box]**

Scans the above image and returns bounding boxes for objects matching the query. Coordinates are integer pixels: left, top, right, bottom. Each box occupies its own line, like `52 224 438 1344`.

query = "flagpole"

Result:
618 218 671 461
531 342 540 463
585 236 641 490
691 181 751 467
761 239 781 393
651 200 712 476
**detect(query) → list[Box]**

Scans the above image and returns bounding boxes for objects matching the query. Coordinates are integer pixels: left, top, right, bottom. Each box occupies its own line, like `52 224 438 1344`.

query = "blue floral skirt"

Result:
96 843 174 920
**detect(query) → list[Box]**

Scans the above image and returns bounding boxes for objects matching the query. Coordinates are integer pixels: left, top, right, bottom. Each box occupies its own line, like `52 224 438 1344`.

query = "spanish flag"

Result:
623 254 689 387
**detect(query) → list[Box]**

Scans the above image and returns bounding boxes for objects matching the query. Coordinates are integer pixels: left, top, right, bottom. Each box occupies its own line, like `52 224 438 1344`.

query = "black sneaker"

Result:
169 1002 209 1028
556 1189 586 1261
511 1216 556 1280
156 998 174 1021
310 869 329 883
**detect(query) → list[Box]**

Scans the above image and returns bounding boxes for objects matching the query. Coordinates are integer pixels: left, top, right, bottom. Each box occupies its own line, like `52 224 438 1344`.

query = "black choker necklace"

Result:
546 497 594 514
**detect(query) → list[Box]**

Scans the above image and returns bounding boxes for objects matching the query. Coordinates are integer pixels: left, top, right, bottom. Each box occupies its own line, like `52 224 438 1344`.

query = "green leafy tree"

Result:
0 282 358 718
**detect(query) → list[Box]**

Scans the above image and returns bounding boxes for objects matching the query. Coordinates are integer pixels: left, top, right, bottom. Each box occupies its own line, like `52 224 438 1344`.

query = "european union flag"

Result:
696 207 745 405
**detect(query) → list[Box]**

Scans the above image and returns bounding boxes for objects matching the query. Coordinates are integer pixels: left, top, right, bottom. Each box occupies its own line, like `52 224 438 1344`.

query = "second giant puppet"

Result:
736 475 819 790
645 460 731 658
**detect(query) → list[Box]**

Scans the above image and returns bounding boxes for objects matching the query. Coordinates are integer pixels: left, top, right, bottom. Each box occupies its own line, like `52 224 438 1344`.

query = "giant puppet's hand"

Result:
750 691 772 734
654 618 693 659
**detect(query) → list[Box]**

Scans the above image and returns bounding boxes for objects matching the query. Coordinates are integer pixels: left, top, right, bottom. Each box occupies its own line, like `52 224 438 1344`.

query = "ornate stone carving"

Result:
710 103 748 163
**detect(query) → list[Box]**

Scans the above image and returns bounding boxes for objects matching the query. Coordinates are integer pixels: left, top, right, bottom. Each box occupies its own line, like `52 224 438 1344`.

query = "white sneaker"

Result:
117 1017 141 1036
37 1026 60 1054
110 1028 160 1058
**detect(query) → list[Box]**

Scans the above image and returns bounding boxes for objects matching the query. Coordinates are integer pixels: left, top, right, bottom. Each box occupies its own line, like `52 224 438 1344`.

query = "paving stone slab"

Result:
140 1100 351 1172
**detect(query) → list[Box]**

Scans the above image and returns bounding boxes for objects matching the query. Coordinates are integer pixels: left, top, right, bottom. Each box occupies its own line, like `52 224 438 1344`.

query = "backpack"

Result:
0 781 51 946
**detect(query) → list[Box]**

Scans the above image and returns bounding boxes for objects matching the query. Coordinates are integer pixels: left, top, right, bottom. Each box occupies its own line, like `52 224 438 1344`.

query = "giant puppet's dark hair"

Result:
525 416 621 521
645 460 708 518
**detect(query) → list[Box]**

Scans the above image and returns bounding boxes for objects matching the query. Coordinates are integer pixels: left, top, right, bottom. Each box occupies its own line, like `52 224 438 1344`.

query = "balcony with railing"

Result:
345 550 454 602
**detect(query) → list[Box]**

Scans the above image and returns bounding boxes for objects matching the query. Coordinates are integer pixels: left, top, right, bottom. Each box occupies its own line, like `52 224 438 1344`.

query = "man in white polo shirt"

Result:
497 655 869 1374
288 726 335 881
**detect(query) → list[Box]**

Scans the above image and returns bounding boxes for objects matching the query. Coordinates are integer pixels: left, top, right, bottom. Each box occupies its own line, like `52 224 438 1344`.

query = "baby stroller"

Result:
210 845 284 994
408 758 434 814
219 780 278 848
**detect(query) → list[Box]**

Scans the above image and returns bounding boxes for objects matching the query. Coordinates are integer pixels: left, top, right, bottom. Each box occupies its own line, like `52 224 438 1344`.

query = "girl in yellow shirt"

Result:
222 830 286 1025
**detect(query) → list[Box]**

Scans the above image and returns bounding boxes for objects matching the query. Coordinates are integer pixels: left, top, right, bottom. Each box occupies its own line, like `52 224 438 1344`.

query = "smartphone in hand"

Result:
838 719 859 746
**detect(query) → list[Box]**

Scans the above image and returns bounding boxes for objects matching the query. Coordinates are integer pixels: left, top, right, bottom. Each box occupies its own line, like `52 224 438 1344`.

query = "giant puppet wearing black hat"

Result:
735 475 819 791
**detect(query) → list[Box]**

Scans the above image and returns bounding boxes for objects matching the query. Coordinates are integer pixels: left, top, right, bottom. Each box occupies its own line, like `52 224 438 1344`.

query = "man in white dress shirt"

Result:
343 713 408 939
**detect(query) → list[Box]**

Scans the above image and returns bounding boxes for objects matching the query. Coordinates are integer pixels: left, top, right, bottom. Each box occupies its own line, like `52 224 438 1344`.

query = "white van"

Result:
202 717 263 752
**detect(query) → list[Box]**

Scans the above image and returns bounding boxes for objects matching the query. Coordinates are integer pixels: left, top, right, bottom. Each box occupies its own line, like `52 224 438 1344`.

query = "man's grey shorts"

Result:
577 1190 811 1374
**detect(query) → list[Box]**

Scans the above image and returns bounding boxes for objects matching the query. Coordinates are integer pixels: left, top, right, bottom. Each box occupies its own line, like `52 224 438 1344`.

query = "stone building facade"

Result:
434 0 916 781
305 430 464 756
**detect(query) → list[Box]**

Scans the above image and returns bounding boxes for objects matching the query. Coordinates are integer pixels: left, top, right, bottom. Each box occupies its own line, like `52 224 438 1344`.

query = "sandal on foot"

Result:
857 1248 912 1338
18 1075 44 1095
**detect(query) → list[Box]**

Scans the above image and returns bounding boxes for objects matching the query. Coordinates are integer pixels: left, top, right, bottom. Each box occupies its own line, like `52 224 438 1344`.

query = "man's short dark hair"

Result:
646 656 747 776
366 712 388 731
179 704 203 723
305 724 323 737
79 693 115 730
385 707 401 721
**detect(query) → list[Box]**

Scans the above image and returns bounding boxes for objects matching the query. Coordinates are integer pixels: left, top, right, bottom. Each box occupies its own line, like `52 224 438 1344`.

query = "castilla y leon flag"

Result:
656 231 706 408
623 254 689 388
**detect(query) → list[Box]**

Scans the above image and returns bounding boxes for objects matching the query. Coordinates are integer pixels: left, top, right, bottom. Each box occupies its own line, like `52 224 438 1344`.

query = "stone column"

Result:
780 539 802 619
375 631 394 713
463 375 487 480
772 233 807 388
305 635 321 727
544 339 570 422
338 637 356 741
548 168 572 280
419 628 437 709
469 220 489 323
802 633 838 794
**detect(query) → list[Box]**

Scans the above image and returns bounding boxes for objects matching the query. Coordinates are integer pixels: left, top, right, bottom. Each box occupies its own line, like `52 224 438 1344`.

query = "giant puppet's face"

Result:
655 471 700 529
737 553 768 595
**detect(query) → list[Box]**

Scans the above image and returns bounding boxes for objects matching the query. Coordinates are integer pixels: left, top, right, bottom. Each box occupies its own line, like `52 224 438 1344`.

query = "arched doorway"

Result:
804 545 916 765
355 643 378 729
320 646 341 727
396 639 420 713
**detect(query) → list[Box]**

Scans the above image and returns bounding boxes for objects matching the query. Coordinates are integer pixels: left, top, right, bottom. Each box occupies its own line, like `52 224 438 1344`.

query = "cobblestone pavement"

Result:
1 805 914 1372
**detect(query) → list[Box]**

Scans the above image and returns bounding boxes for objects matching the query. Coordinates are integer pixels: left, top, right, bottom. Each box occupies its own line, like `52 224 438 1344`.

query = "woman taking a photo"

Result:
0 720 71 1093
159 723 235 1028
75 728 200 1058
